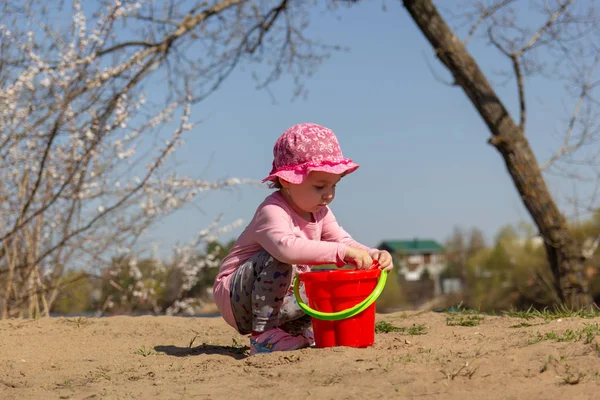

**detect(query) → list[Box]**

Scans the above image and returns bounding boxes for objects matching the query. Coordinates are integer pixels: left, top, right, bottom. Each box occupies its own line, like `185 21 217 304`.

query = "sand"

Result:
1 311 599 399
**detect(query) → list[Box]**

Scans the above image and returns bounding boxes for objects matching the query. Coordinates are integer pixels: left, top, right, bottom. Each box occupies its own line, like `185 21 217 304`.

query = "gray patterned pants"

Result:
229 250 312 335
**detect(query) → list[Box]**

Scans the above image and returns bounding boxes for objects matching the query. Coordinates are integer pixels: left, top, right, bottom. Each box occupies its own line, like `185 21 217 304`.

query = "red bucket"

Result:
298 268 381 348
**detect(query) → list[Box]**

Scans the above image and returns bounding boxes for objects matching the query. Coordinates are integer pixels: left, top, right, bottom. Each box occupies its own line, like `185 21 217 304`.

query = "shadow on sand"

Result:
155 343 249 360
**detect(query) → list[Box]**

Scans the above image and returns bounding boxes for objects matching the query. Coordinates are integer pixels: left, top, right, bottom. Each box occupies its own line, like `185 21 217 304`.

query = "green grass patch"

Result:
375 321 401 333
133 345 156 357
446 315 484 327
406 324 427 335
504 305 600 321
375 321 427 335
509 322 535 328
444 303 482 315
529 323 600 345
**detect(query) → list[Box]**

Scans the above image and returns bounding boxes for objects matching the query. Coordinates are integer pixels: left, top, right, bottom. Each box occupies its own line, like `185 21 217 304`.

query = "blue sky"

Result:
142 1 582 254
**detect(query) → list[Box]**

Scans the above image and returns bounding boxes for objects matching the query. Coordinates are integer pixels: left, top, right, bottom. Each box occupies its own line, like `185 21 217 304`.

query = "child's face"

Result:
281 171 342 216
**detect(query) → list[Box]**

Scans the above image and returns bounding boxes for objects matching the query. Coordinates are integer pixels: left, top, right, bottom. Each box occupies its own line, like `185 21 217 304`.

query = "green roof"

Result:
377 239 444 254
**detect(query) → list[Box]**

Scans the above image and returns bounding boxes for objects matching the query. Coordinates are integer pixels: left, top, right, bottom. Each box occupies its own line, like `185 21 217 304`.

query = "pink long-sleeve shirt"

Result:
213 191 376 331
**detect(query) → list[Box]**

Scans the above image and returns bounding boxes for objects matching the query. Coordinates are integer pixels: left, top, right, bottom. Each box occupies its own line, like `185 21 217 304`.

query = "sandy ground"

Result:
1 311 599 399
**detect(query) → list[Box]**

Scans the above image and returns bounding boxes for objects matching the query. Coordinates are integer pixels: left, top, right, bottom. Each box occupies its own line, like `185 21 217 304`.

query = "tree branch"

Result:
516 0 576 57
539 88 586 170
0 0 249 246
464 0 515 47
511 53 526 131
95 41 156 57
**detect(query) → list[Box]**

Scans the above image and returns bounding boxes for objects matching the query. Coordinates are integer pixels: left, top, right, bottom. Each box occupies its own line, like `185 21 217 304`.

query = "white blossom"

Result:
0 0 262 318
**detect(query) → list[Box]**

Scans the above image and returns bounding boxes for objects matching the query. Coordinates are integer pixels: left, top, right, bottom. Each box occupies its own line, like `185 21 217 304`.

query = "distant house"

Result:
377 238 450 307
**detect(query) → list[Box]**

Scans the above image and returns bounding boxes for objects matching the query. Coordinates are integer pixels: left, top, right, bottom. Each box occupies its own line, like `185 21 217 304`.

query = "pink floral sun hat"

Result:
262 123 359 184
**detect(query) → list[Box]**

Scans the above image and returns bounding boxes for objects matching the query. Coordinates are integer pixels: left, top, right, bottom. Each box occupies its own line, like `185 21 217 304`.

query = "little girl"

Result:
213 123 393 354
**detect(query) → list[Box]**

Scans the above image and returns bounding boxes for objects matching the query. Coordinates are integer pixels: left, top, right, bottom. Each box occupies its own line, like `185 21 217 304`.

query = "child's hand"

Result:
344 246 373 270
372 250 393 272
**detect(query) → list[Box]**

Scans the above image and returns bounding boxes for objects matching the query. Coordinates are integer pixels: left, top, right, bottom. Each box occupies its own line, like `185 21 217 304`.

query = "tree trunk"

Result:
402 0 592 308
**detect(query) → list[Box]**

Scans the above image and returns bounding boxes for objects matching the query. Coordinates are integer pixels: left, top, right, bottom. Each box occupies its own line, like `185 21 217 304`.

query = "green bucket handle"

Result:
293 266 388 321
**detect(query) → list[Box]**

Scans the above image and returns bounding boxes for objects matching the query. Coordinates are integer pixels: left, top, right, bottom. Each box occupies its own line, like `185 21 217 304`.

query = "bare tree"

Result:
0 0 341 318
402 0 599 307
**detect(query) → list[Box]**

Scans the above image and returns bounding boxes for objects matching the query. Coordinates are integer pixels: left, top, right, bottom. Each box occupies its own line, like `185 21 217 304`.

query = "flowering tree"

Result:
0 0 336 318
96 219 240 316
